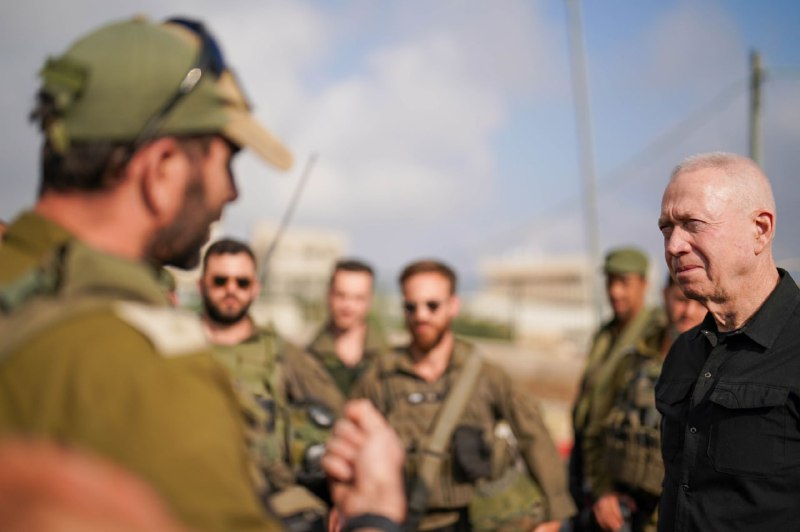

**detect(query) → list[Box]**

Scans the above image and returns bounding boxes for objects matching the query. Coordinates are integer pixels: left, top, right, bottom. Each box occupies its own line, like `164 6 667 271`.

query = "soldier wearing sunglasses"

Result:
0 16 405 532
199 238 327 531
354 259 575 531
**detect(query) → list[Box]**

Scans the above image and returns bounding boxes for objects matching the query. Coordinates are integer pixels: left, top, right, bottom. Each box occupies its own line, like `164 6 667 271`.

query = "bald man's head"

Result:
670 152 775 217
659 152 776 308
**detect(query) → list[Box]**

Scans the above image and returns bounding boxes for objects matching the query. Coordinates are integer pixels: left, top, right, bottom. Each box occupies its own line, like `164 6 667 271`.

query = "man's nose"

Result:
665 227 690 256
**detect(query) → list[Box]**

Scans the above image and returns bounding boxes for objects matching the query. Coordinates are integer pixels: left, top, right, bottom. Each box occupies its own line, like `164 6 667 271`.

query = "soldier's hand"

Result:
322 399 406 524
593 492 625 531
532 520 562 532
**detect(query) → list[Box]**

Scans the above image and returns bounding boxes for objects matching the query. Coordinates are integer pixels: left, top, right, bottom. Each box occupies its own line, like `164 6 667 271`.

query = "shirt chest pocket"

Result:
655 379 694 464
708 382 789 477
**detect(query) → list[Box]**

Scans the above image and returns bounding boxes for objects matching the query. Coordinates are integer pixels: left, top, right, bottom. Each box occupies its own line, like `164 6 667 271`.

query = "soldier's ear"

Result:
449 295 461 317
135 137 189 223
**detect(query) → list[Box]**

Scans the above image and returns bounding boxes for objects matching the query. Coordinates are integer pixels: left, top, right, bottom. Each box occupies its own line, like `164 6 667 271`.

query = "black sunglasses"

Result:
212 275 252 290
126 18 227 159
403 300 444 314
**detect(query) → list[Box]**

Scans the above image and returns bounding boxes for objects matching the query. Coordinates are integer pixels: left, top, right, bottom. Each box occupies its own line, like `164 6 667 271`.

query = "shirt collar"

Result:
694 269 800 349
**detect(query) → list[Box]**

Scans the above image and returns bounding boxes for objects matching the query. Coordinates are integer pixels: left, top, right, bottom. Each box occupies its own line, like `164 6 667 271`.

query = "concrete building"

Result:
467 255 597 354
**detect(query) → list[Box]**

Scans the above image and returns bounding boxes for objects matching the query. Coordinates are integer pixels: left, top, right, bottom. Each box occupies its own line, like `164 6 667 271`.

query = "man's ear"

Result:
132 137 187 222
450 294 461 317
753 210 775 255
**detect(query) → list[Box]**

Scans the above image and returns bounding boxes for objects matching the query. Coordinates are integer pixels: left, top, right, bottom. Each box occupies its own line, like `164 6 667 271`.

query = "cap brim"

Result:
223 109 293 170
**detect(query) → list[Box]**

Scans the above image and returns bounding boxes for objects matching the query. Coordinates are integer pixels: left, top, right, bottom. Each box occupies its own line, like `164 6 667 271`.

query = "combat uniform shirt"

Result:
0 241 281 532
570 307 663 508
585 320 670 532
354 338 575 527
282 321 388 417
656 269 800 531
0 210 73 284
210 324 295 492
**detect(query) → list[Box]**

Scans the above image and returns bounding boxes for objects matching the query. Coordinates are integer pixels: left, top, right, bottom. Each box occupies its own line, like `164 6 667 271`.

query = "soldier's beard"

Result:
202 291 252 326
148 167 220 270
410 320 451 353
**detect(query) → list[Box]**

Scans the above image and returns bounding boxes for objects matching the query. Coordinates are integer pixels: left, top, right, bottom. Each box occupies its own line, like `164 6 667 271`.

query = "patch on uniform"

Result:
113 301 208 357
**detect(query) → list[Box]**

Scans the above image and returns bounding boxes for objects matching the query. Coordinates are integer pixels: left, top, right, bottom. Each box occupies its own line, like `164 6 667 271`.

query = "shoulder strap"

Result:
406 351 483 530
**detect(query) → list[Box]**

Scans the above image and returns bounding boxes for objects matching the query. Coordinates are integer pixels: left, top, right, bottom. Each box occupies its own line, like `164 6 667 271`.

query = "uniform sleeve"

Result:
279 343 305 404
279 344 346 417
10 313 281 532
581 353 635 500
349 365 387 414
491 365 576 521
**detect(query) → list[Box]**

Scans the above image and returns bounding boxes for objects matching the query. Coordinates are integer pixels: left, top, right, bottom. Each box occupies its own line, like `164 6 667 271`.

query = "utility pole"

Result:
566 0 602 324
749 50 764 165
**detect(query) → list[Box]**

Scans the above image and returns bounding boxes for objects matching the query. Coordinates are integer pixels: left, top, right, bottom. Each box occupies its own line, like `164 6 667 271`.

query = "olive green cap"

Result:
36 16 292 169
603 247 648 276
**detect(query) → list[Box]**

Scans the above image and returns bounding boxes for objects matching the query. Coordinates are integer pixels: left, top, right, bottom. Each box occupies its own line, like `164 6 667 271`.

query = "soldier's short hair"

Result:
329 258 374 286
35 132 214 196
202 238 256 271
399 259 458 295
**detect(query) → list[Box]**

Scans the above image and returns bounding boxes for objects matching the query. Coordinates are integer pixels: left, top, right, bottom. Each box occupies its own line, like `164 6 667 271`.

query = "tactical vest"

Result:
211 330 291 491
602 355 664 496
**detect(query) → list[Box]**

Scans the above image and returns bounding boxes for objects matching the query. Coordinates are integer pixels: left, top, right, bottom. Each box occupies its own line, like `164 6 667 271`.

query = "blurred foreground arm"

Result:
0 438 188 532
322 400 406 530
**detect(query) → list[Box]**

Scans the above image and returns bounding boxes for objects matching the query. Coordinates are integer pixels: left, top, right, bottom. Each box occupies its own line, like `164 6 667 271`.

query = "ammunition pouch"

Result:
603 409 663 496
467 421 546 532
468 461 545 532
270 485 328 532
287 401 334 489
452 425 491 481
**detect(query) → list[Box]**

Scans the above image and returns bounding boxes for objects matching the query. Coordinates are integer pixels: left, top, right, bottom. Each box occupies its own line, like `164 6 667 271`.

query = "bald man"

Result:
655 152 800 531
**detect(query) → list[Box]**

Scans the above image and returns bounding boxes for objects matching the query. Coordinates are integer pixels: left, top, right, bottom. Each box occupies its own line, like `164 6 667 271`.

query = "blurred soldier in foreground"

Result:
0 400 408 532
585 277 705 531
355 259 574 531
0 16 402 532
656 153 800 531
199 238 327 530
284 259 387 417
570 247 661 530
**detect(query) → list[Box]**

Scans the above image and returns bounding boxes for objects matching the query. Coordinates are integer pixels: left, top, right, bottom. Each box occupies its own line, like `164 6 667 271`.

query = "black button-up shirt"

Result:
656 269 800 531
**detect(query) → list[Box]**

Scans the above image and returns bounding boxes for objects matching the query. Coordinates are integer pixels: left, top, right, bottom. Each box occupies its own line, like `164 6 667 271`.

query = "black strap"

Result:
342 513 404 532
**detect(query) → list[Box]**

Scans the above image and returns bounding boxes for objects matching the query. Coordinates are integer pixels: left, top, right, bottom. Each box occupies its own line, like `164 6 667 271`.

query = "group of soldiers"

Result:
193 238 576 532
191 231 708 532
2 11 799 532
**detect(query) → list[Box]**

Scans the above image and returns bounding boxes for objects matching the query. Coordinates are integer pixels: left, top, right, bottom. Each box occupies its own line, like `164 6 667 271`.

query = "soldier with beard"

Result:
354 259 575 532
0 15 405 532
198 238 327 530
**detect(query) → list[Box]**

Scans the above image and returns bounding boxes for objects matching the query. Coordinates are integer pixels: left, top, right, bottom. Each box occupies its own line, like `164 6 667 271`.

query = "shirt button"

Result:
704 372 712 378
689 427 697 433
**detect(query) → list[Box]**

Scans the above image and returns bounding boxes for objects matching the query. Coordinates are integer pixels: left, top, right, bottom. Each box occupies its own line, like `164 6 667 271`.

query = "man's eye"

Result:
685 220 704 231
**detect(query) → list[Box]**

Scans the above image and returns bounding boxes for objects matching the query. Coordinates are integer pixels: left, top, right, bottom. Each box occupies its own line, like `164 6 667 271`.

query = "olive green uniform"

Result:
583 321 668 532
0 241 280 532
0 211 73 284
353 338 575 529
210 325 295 492
569 307 663 522
282 322 388 418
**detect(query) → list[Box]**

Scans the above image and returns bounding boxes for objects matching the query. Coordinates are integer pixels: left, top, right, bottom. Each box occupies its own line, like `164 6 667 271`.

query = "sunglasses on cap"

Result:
403 300 445 314
127 17 227 158
211 275 253 290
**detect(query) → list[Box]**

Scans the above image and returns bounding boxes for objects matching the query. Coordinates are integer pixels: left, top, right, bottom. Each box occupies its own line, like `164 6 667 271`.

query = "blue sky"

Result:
2 1 799 289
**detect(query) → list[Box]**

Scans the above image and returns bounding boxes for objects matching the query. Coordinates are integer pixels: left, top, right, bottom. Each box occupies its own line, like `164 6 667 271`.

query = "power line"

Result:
470 75 750 254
